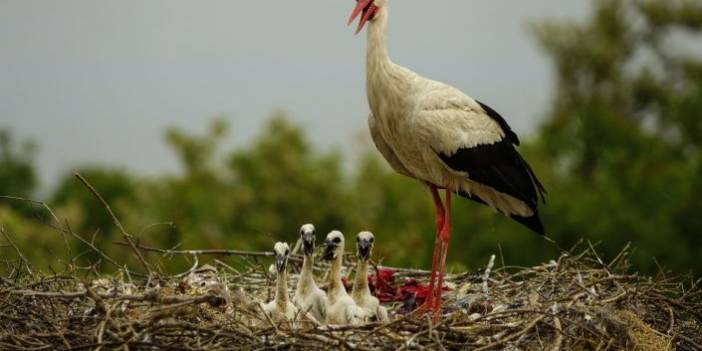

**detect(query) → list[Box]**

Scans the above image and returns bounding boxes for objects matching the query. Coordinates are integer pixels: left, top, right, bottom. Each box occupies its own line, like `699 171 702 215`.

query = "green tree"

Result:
143 118 232 251
0 129 37 198
531 0 702 274
226 114 348 249
50 167 137 266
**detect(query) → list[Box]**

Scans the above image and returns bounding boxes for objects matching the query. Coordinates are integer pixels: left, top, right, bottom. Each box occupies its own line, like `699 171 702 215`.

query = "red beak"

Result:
348 0 374 35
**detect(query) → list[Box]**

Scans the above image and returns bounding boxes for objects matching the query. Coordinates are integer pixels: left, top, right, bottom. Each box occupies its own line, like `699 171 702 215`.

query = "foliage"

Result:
0 129 36 198
0 0 700 276
531 0 702 274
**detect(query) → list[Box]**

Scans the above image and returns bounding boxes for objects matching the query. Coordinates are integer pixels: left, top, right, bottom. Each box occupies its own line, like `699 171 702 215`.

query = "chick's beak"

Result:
302 237 315 255
275 256 286 273
358 240 372 260
322 241 337 261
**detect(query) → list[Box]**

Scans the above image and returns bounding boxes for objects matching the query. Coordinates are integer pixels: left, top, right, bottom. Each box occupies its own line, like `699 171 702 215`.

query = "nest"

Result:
1 243 700 351
1 179 700 350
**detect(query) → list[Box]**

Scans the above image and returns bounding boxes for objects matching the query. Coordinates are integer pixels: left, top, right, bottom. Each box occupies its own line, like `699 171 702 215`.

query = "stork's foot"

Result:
414 297 442 321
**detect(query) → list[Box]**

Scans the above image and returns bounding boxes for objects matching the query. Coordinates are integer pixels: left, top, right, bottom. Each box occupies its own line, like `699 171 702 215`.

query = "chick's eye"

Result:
369 238 374 243
285 249 289 255
333 237 341 244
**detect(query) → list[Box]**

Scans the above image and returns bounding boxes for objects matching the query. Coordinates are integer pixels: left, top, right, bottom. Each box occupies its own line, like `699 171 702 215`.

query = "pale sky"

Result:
0 1 591 191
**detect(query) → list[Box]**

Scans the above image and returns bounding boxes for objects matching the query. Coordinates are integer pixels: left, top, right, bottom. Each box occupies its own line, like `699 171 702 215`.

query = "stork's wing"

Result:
416 88 546 233
438 138 545 210
415 85 516 152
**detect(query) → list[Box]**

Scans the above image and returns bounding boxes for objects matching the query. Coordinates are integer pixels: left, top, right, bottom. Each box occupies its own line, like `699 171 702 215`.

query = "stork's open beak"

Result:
275 256 286 273
357 240 372 260
302 236 315 256
348 0 377 35
322 241 337 261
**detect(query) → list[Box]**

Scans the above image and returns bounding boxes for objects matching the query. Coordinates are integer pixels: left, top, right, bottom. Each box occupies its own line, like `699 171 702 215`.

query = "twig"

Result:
112 241 277 259
0 196 70 254
474 315 546 351
549 303 562 351
65 221 143 277
173 253 199 278
0 226 33 275
74 172 152 276
482 255 496 295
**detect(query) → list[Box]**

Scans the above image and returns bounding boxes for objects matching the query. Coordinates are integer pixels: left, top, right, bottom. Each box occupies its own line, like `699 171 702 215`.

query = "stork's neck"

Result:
366 6 392 75
366 5 412 113
297 254 316 294
352 260 370 300
327 253 345 303
276 269 289 310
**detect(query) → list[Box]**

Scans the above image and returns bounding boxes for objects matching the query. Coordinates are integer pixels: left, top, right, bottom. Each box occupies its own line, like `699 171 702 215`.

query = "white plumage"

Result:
292 224 328 322
321 231 368 325
260 242 298 323
351 231 389 322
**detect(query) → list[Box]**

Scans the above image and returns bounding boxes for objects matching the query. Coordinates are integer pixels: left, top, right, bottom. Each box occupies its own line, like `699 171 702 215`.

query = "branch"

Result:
0 226 33 275
74 172 152 276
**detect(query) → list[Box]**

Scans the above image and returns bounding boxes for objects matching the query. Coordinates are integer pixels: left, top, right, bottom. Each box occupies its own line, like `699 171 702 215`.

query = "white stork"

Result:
292 224 328 322
260 242 298 323
321 231 368 325
352 231 389 322
347 0 547 317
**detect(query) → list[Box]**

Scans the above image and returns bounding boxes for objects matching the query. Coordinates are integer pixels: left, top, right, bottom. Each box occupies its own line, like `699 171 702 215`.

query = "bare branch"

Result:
74 172 152 276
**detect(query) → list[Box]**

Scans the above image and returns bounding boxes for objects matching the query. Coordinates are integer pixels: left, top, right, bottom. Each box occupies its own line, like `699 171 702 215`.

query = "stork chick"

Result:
322 231 368 325
260 242 298 323
352 231 389 322
292 224 327 322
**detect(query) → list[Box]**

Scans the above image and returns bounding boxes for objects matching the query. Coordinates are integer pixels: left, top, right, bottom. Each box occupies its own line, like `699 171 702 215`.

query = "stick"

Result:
0 226 33 275
112 241 281 259
65 221 144 277
482 255 496 295
74 172 152 276
0 195 71 254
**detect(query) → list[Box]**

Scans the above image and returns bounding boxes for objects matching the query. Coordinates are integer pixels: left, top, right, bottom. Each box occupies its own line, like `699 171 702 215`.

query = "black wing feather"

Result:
435 98 545 234
439 140 545 208
476 100 520 146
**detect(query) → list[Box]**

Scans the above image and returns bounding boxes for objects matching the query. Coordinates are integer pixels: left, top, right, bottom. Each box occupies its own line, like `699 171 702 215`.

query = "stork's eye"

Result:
333 237 341 244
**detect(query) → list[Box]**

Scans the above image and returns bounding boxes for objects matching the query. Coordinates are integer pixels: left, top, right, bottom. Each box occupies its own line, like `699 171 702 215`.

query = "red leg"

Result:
428 185 445 304
417 184 444 314
434 187 453 318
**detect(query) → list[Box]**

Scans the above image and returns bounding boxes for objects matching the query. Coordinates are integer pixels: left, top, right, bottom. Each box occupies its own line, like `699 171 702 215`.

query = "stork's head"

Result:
299 223 316 256
273 242 291 274
356 231 375 261
322 230 345 261
348 0 386 34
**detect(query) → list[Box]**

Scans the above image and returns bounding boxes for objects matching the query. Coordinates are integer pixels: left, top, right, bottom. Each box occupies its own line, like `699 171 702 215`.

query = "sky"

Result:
0 1 591 192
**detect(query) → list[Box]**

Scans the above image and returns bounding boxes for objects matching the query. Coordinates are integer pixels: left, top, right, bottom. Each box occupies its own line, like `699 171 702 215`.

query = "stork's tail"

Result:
456 191 546 235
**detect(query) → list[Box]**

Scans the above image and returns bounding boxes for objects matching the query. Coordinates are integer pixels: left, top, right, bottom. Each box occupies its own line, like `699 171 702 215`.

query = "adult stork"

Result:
347 0 547 317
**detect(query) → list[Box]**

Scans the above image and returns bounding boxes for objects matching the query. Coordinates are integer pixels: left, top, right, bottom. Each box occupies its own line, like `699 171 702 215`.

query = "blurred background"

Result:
1 0 701 276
